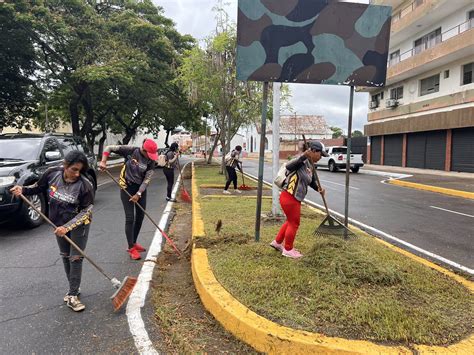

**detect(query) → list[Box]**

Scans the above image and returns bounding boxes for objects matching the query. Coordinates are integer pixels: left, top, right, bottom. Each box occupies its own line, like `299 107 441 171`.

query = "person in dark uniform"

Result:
223 145 243 194
10 151 95 312
99 139 157 260
162 142 179 202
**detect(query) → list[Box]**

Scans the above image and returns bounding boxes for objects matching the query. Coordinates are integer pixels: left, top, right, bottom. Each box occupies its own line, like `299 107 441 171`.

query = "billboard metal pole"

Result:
255 81 269 242
344 85 354 239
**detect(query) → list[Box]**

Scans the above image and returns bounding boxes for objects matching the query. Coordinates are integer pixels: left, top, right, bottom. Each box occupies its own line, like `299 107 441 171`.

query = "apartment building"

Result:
363 0 474 172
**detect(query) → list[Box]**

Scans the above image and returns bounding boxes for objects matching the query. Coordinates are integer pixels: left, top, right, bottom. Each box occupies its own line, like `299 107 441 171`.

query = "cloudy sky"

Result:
155 0 370 132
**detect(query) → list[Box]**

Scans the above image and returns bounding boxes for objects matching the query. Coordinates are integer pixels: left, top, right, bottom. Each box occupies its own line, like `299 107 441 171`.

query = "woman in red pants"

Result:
270 141 328 259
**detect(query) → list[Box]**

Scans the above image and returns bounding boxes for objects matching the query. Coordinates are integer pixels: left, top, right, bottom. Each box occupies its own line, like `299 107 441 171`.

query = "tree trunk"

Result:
207 129 220 164
164 130 171 148
69 98 81 136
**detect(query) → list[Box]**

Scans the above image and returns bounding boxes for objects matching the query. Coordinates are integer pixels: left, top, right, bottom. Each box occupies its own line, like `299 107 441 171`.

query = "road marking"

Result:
97 181 111 187
319 179 360 190
430 206 474 218
244 171 474 275
126 163 188 354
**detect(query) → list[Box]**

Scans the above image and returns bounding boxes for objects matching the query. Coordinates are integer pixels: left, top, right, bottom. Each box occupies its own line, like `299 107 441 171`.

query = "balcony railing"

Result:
388 19 474 67
391 0 424 24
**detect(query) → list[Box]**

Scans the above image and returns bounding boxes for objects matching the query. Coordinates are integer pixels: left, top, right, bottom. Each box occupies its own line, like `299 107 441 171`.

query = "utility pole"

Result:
272 83 282 216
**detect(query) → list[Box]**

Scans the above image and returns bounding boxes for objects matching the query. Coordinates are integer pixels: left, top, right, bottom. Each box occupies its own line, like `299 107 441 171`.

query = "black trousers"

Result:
163 167 175 198
57 224 89 296
225 166 238 190
120 184 147 248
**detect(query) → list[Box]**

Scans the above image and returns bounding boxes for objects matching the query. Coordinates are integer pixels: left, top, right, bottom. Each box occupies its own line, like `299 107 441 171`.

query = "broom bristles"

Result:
111 276 138 312
180 187 191 203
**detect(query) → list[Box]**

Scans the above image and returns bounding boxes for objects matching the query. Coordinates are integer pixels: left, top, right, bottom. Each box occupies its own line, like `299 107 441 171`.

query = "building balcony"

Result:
371 0 472 46
386 20 473 85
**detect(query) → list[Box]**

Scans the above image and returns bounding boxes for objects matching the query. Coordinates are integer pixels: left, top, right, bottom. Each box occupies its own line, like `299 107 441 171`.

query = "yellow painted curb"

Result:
192 248 411 354
191 164 474 354
191 163 205 239
388 179 474 200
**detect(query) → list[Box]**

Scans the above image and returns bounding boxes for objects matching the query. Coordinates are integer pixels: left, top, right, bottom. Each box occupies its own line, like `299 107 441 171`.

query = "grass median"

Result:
195 164 473 347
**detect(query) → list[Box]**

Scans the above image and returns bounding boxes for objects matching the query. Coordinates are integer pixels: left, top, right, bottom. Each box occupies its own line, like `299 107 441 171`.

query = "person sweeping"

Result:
270 141 328 259
99 139 157 260
223 145 243 195
10 151 95 312
162 142 179 202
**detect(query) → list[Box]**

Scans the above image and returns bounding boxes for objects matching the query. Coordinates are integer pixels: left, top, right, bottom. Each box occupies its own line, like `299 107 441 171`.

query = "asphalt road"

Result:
0 166 174 354
243 159 474 271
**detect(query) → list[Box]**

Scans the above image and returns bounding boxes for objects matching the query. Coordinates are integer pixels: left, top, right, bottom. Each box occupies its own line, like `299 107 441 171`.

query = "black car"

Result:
0 133 98 228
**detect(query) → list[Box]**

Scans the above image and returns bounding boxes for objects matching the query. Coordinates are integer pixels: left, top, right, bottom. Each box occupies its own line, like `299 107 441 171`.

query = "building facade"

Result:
364 0 474 172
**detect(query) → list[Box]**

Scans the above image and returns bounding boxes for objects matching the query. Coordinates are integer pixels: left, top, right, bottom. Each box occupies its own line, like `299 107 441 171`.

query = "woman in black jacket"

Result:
10 151 95 312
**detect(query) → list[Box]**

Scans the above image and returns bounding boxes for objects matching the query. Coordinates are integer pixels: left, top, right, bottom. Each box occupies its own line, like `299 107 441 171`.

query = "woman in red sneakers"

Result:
99 139 157 260
270 141 327 259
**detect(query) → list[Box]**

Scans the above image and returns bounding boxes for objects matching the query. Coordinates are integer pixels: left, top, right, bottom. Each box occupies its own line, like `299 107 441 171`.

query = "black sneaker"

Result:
166 197 177 202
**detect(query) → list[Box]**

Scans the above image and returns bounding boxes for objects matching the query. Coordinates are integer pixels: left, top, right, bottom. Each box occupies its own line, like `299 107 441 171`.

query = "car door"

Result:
36 138 64 177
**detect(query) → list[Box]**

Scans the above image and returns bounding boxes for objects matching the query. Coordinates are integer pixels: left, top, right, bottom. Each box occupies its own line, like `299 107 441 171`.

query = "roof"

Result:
256 115 330 135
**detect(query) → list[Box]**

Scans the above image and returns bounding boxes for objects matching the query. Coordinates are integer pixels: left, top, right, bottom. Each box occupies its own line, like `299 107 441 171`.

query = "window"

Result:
390 86 404 100
371 91 384 105
469 10 474 29
58 137 77 155
420 74 440 96
414 0 424 7
444 70 450 79
389 50 400 65
414 28 441 55
462 62 473 85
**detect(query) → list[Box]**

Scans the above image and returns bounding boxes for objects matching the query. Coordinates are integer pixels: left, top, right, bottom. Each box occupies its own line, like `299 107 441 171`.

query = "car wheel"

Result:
329 160 338 172
19 193 46 228
351 166 360 173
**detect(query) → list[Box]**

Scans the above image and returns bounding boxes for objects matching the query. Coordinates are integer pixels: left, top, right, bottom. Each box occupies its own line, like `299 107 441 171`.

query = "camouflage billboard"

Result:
236 0 392 87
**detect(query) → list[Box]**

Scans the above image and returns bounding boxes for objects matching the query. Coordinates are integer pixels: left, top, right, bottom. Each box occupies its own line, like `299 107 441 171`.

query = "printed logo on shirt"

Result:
131 158 148 170
49 184 77 204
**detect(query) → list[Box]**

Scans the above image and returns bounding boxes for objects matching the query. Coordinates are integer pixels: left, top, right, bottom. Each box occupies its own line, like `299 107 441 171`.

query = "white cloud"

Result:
155 0 371 132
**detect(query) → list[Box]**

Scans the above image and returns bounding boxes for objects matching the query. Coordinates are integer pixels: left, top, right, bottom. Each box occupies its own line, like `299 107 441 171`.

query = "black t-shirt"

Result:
22 167 95 230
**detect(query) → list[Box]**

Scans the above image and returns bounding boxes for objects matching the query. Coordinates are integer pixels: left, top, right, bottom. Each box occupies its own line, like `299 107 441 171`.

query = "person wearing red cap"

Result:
99 139 158 260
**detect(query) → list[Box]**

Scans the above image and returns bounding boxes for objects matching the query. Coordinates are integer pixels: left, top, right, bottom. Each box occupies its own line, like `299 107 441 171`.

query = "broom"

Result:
103 169 182 256
301 134 355 239
18 193 136 312
313 169 356 239
238 166 252 190
176 158 191 203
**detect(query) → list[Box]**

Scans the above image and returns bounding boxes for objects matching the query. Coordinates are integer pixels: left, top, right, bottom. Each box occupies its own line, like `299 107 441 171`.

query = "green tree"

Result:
0 3 38 130
352 130 364 137
331 126 344 139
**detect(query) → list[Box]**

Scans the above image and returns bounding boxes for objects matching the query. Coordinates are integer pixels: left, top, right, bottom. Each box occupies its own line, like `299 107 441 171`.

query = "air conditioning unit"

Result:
369 101 379 109
386 99 399 108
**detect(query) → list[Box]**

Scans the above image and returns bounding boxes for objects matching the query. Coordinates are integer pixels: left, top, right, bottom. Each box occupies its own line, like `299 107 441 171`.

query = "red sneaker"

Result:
127 246 141 260
134 243 146 253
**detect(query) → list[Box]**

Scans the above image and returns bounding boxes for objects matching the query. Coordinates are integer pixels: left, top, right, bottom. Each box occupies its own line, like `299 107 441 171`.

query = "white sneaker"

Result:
223 190 232 195
235 189 242 194
66 295 85 312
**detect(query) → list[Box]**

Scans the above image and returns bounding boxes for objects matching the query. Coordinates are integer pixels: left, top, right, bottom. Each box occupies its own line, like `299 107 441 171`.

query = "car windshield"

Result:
332 147 347 154
0 138 41 161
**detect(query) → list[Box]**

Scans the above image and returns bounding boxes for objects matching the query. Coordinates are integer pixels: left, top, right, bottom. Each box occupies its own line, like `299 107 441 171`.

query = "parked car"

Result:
315 146 364 173
0 133 97 228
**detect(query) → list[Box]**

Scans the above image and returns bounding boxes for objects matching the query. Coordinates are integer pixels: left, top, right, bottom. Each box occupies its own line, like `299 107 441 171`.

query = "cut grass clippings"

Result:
195 165 474 347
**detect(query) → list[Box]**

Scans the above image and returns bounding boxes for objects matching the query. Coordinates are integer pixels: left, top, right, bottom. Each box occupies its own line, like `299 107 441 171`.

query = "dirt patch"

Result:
151 166 258 354
200 188 272 197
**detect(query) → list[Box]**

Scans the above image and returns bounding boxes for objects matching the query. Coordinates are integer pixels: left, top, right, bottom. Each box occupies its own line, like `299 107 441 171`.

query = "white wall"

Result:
370 57 474 110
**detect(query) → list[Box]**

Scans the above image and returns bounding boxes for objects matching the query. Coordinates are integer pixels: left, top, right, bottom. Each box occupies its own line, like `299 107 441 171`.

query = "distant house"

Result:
243 115 332 153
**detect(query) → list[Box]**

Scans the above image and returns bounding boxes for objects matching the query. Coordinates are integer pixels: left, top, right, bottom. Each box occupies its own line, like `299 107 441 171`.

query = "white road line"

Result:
430 206 474 218
244 171 474 275
97 181 111 188
319 179 360 190
126 163 187 354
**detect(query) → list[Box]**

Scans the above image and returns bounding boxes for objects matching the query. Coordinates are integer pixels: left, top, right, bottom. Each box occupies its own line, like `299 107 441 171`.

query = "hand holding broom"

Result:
16 193 136 311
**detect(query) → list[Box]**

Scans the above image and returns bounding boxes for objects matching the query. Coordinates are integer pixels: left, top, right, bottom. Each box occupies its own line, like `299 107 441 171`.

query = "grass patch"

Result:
195 165 474 346
194 162 259 187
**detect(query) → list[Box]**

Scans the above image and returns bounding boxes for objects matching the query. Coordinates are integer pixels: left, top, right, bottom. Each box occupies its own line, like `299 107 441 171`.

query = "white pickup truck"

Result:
315 146 364 173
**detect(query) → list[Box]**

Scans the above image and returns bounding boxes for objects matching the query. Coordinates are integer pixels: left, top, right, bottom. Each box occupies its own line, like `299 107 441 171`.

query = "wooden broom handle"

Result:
18 193 113 281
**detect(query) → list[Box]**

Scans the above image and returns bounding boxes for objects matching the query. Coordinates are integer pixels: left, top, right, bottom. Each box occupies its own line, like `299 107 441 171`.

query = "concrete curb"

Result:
388 179 474 200
191 163 474 354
